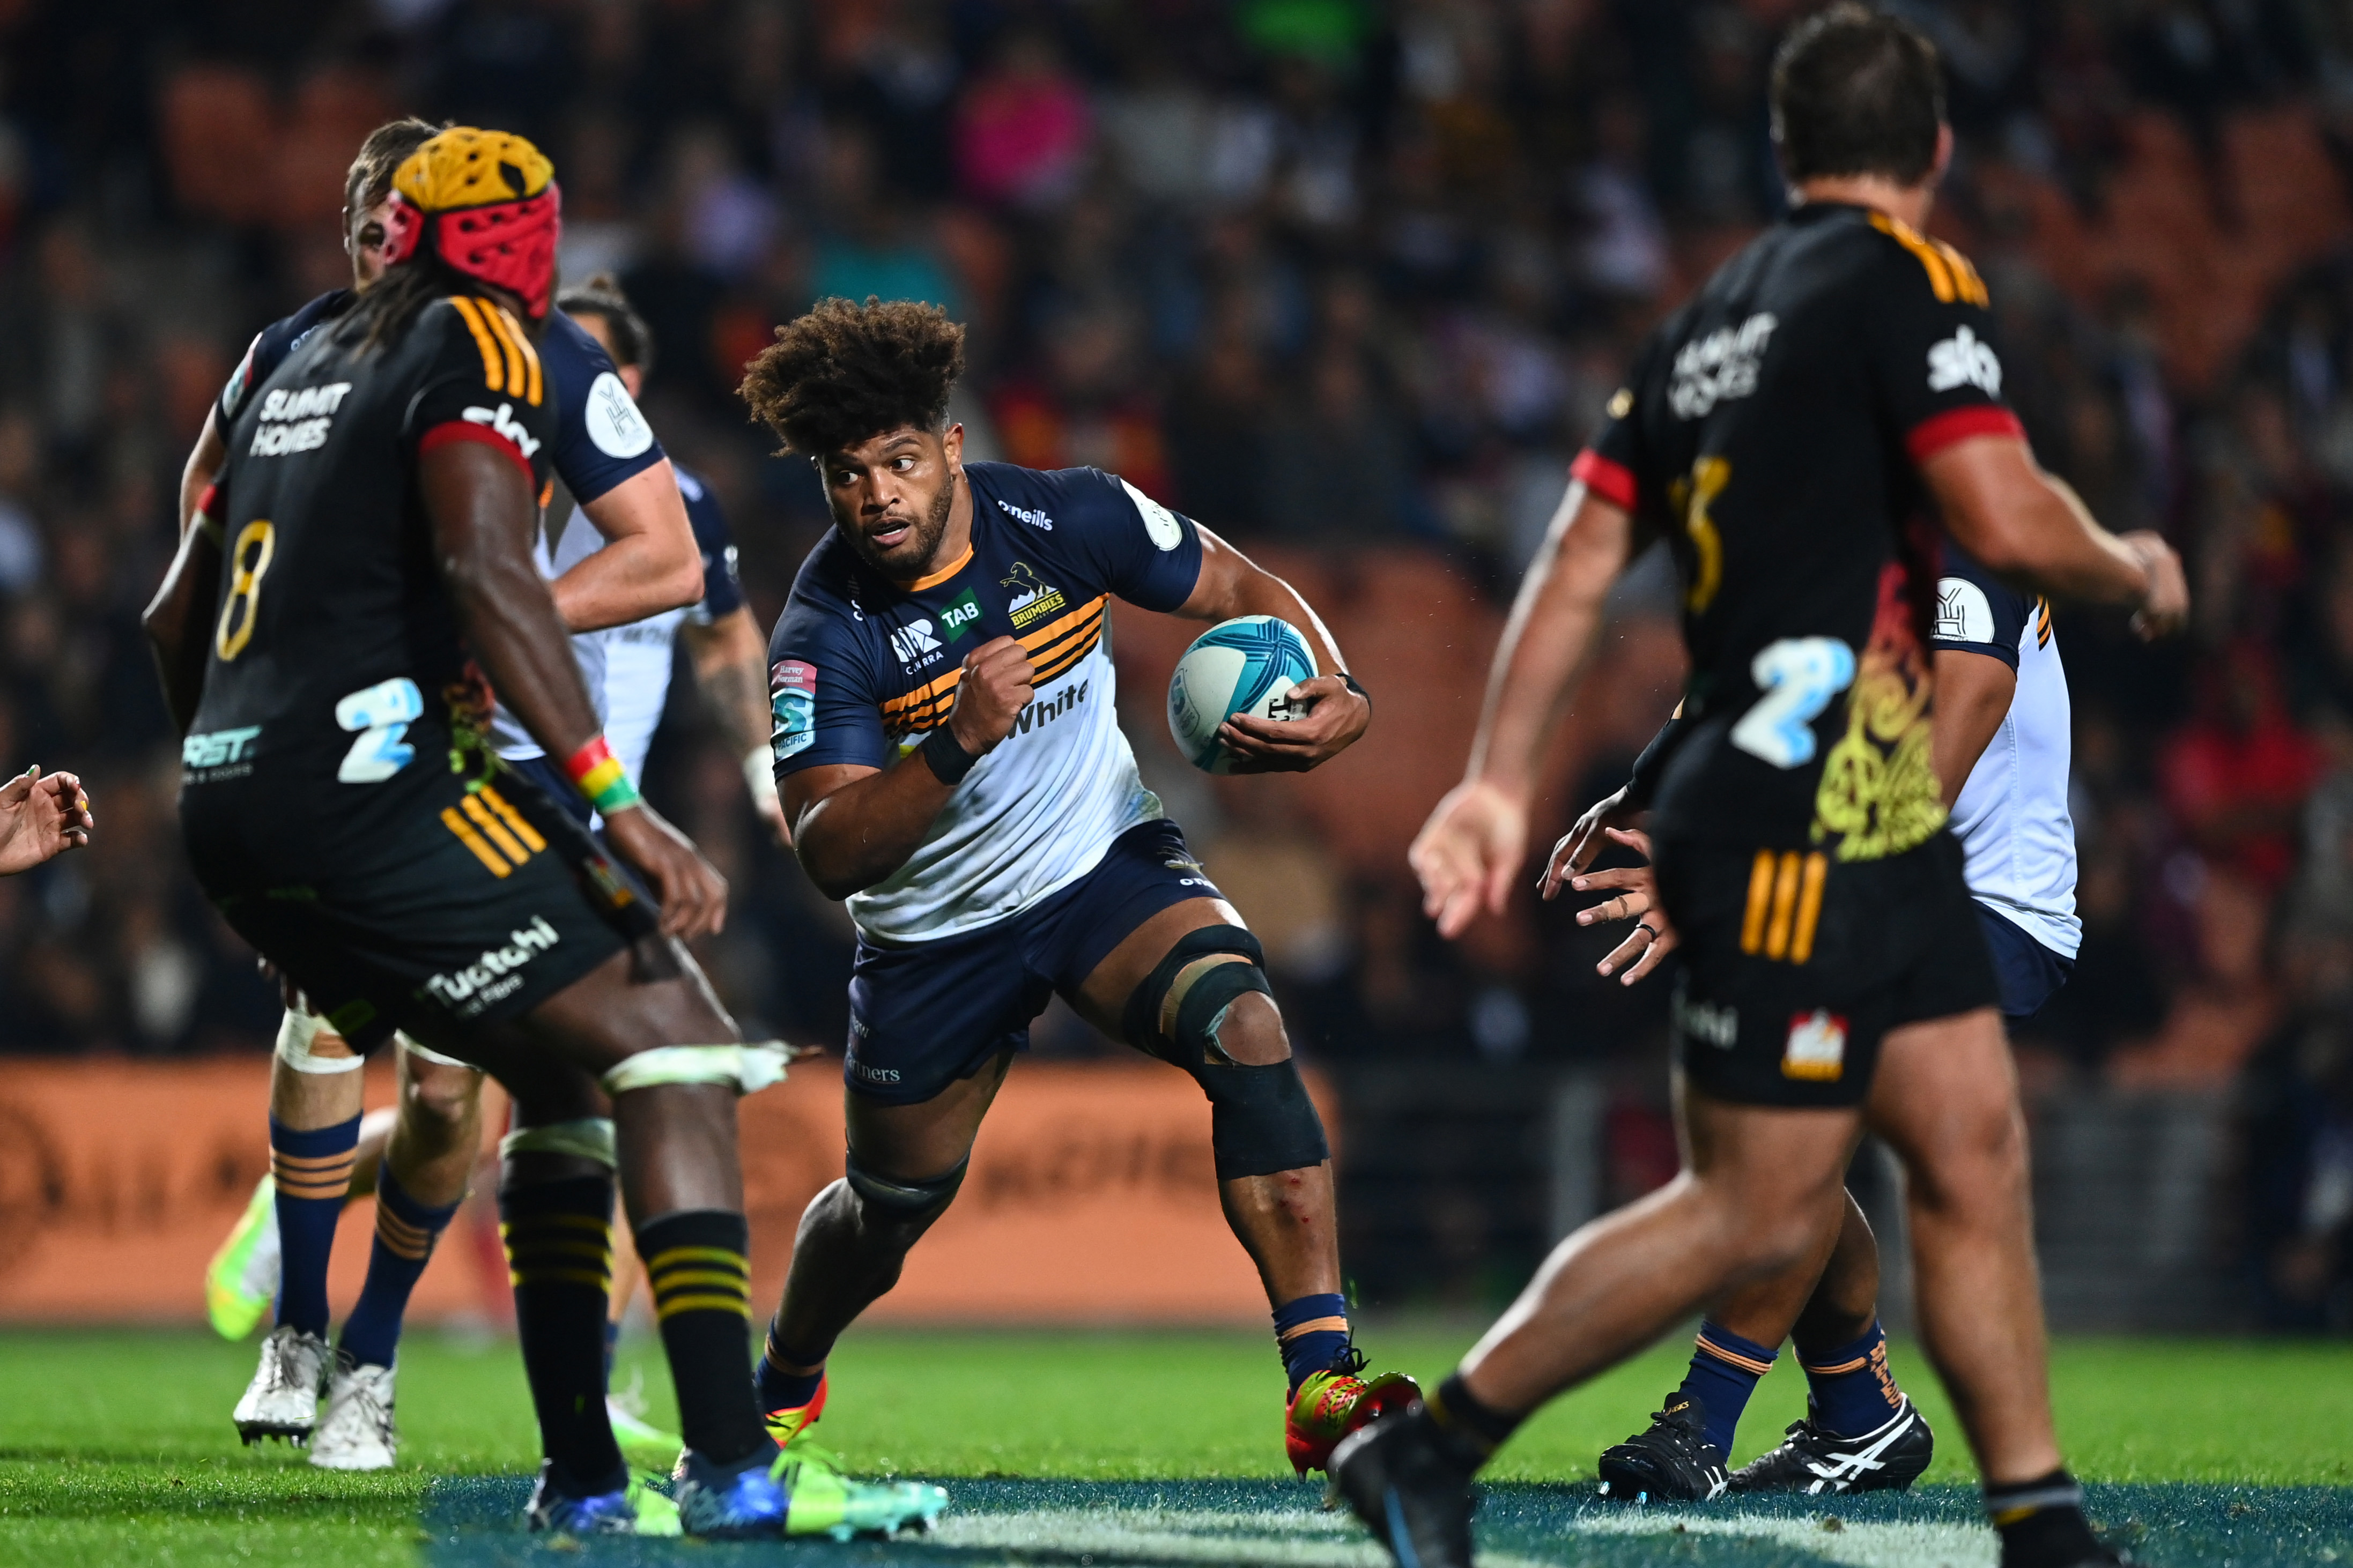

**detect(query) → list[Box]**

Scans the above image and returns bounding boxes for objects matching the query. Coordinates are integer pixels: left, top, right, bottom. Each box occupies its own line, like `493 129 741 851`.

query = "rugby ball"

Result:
1167 616 1317 774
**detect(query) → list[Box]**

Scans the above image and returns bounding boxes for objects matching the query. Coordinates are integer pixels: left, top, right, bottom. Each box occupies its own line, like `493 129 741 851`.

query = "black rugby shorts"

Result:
186 761 649 1052
1654 829 1996 1109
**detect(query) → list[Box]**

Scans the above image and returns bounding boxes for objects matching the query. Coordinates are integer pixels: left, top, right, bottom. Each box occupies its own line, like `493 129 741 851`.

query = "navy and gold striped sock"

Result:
1274 1294 1352 1396
339 1163 460 1370
1678 1320 1779 1456
500 1175 624 1496
1798 1318 1904 1438
270 1115 360 1340
638 1209 766 1465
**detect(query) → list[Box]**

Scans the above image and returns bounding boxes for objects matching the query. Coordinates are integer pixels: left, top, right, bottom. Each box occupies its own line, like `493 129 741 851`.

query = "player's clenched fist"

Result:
946 636 1035 755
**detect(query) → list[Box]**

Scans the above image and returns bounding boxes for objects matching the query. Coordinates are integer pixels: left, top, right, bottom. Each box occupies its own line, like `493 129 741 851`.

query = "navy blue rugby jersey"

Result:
219 293 664 506
768 462 1204 941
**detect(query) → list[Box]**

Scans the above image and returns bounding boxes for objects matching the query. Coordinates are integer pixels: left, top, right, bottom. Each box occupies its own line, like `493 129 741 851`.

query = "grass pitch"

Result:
0 1326 2345 1565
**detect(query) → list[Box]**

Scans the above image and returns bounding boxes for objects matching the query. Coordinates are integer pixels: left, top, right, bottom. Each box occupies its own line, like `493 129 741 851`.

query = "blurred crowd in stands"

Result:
2 0 2351 1322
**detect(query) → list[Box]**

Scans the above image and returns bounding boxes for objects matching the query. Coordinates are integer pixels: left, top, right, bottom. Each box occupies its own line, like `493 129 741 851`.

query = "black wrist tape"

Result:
921 724 979 786
1341 672 1369 706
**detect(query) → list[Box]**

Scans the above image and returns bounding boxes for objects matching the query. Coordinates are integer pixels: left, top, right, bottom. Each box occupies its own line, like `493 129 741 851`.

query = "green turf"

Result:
0 1326 2345 1565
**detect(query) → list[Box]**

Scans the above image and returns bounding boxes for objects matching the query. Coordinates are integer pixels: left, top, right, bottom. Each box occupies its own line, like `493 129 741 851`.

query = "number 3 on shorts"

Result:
1731 636 1855 769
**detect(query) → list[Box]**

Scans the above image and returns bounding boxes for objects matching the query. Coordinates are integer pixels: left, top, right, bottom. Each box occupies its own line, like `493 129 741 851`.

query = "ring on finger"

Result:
1634 921 1659 942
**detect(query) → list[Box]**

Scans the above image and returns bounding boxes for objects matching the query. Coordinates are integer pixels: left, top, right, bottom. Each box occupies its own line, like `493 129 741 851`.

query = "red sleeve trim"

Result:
1570 448 1638 511
1906 405 2025 464
418 419 535 480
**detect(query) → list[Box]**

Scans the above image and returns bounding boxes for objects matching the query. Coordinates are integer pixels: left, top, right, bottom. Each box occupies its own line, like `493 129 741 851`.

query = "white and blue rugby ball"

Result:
1168 615 1317 774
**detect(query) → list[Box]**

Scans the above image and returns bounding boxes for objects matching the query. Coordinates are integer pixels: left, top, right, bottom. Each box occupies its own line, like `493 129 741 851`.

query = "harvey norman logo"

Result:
248 382 353 456
424 916 560 1016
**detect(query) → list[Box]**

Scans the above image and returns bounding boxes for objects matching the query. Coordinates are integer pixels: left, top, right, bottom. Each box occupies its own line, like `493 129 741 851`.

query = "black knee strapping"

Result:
1203 1058 1330 1179
1123 925 1269 1065
844 1152 968 1214
1122 926 1327 1179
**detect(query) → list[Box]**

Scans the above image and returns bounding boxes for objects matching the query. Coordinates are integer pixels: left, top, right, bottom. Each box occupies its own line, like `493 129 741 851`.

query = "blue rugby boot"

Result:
524 1462 637 1536
674 1444 791 1540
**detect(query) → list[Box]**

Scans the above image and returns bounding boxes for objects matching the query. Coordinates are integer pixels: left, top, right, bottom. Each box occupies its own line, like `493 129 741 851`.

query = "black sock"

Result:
638 1208 767 1465
1422 1372 1521 1472
499 1174 625 1497
1987 1469 2104 1566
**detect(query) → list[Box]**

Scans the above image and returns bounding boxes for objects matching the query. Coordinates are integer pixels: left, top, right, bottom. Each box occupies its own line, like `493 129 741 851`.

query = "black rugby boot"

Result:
1329 1404 1476 1568
1729 1395 1933 1494
1596 1391 1729 1502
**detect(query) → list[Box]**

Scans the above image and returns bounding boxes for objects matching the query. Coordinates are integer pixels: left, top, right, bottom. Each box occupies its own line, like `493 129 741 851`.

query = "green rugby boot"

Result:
205 1175 280 1341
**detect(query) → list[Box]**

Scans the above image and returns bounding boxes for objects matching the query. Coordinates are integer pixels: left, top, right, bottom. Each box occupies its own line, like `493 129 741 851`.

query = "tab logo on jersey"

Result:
889 618 943 670
423 916 561 1017
995 497 1054 531
771 659 817 760
1669 312 1777 419
462 402 543 460
249 382 354 456
1002 562 1067 630
1782 1009 1848 1081
182 725 262 774
939 589 985 642
1927 325 2002 397
1934 578 1997 644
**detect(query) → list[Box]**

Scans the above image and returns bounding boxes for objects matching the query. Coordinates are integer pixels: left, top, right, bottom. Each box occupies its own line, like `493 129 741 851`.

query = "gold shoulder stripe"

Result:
471 298 526 398
447 296 506 393
880 666 964 720
1868 211 1955 303
1934 240 1989 307
487 300 544 406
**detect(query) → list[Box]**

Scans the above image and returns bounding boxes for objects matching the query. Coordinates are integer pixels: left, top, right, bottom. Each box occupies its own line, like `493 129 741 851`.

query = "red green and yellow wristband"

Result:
564 735 642 815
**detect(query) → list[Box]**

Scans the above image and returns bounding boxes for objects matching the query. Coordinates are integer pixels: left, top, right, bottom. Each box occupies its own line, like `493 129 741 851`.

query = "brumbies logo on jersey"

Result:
1002 562 1067 630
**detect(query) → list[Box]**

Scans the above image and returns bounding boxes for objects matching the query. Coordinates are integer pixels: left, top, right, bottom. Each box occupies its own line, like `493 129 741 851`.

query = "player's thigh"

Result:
518 938 739 1075
843 1049 1016 1184
1066 895 1247 1040
1864 1005 2025 1208
395 1039 485 1125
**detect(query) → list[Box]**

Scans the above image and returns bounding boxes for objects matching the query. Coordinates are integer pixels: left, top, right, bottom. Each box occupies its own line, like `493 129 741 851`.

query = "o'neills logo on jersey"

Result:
1669 313 1777 419
249 382 353 456
1002 561 1067 629
995 497 1054 531
424 915 560 1017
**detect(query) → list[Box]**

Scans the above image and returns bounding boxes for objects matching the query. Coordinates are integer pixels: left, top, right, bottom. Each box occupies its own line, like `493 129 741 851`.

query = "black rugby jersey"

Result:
184 294 557 836
1574 201 2023 862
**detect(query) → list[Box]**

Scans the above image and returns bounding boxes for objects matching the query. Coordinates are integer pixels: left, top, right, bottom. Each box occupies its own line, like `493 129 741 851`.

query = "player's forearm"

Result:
1466 488 1632 797
177 414 225 538
791 762 953 898
556 460 704 631
1930 649 2015 808
142 524 221 737
1927 441 2149 607
684 612 774 763
1179 529 1351 675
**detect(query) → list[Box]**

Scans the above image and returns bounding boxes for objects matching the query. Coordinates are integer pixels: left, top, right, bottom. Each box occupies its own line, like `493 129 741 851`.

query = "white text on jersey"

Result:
1670 313 1777 419
248 382 353 456
462 402 543 459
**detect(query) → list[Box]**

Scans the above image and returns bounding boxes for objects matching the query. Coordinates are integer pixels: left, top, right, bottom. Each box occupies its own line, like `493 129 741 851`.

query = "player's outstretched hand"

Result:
1557 826 1677 986
0 766 92 876
600 804 729 940
1538 785 1641 898
1409 779 1528 940
946 637 1037 755
1218 675 1370 774
2122 531 2188 641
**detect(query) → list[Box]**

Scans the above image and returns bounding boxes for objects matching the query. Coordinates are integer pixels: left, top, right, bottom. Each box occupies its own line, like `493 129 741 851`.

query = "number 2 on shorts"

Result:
335 676 425 783
1731 636 1855 768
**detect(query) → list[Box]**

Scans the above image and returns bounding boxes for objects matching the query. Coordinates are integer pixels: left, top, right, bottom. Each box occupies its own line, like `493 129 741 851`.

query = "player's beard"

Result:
843 475 957 581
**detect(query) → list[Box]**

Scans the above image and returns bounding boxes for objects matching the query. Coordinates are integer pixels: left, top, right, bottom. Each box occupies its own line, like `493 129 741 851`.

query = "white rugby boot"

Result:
309 1357 397 1470
233 1324 329 1445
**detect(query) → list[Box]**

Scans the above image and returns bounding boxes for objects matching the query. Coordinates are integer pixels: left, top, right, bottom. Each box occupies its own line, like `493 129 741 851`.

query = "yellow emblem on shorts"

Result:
1782 1009 1847 1081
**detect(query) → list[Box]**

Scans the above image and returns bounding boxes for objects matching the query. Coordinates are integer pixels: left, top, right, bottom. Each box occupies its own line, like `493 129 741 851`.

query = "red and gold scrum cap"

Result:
381 128 561 319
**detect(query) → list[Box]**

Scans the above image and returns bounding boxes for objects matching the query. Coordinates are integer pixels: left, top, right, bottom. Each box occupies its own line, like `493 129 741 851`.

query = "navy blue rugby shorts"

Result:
842 819 1222 1104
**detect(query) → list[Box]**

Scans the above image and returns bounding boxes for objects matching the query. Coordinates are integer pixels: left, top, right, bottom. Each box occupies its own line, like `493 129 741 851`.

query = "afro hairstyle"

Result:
739 296 967 458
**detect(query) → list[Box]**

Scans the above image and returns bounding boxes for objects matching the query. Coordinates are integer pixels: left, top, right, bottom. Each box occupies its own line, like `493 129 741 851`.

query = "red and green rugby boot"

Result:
762 1372 829 1447
1286 1348 1420 1474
